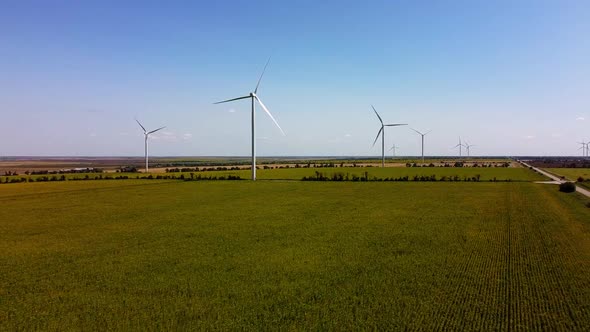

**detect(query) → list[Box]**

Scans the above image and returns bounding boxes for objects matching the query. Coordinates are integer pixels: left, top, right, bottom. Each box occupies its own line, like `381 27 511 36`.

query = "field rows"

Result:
1 181 589 329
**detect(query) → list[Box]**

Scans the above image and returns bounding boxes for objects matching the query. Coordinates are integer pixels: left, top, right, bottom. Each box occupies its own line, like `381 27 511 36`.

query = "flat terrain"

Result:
0 157 518 173
545 168 590 190
1 166 545 183
545 168 590 180
2 179 590 330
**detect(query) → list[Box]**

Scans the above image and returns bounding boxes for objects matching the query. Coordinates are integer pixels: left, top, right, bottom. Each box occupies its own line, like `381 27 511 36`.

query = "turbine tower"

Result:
411 128 431 163
136 119 165 173
371 106 407 167
214 58 285 181
453 137 464 157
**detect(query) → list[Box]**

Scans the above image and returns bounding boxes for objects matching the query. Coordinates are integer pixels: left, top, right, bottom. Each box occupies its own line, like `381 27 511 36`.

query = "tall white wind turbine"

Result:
411 128 431 163
453 137 464 157
372 106 407 167
214 58 285 181
136 119 165 173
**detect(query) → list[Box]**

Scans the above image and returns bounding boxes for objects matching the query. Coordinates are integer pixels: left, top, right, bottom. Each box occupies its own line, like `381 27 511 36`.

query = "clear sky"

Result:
1 0 589 157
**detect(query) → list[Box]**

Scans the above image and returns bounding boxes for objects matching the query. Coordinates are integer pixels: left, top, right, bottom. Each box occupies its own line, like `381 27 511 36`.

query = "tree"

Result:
559 182 576 193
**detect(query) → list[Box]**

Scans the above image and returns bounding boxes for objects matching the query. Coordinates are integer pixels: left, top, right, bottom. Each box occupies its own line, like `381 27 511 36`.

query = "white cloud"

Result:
551 133 561 138
525 135 535 139
89 133 97 137
576 116 585 121
229 109 236 113
344 134 352 137
182 133 193 140
151 131 178 142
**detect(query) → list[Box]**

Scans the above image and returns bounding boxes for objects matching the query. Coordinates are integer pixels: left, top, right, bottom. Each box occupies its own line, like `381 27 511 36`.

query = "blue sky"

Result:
1 0 589 156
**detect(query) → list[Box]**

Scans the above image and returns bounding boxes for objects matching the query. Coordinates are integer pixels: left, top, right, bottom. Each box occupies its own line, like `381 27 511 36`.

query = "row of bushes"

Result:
301 172 507 182
139 174 241 181
164 163 371 173
0 173 243 184
406 162 510 168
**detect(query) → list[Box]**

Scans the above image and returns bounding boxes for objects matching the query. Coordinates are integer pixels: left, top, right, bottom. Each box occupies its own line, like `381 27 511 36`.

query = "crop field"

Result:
545 168 590 190
1 166 546 183
546 168 590 180
2 179 590 330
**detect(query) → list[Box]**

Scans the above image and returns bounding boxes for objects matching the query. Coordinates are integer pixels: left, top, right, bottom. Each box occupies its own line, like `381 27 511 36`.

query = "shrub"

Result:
559 182 576 193
577 177 585 182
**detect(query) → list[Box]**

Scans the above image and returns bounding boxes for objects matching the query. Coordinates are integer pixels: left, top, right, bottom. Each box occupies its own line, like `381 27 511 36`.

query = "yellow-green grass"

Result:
546 168 590 181
545 168 590 190
1 166 547 183
1 180 590 329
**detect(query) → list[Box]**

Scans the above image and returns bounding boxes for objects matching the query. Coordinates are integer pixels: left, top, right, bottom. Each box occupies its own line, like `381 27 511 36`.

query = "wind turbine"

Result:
453 137 464 157
411 128 431 163
214 58 285 181
371 106 407 167
136 119 165 173
464 141 475 157
579 141 589 157
389 144 399 158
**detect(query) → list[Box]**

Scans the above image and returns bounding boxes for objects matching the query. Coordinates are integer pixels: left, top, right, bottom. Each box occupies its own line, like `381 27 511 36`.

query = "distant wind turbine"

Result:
136 119 165 173
214 58 285 181
411 128 431 163
371 106 407 167
453 137 464 157
464 141 476 157
389 144 399 158
579 141 589 157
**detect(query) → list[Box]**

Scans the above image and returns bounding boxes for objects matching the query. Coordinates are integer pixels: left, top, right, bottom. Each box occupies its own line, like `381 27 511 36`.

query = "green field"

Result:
545 168 590 190
1 166 547 183
2 179 590 330
545 168 590 180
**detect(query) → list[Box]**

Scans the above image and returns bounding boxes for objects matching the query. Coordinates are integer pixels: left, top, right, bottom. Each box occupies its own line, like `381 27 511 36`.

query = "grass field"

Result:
1 166 546 183
545 168 590 190
2 179 590 330
546 168 590 180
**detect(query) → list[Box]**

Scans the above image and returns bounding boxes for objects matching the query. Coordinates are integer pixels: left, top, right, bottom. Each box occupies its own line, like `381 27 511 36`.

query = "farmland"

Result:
0 165 545 183
545 168 590 190
545 168 590 181
2 179 590 330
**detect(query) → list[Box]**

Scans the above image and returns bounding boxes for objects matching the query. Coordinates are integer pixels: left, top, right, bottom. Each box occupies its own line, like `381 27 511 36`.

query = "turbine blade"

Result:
254 57 271 94
148 126 166 134
254 95 285 136
136 119 146 133
425 130 432 135
213 95 250 104
372 127 383 147
385 123 408 127
411 128 423 135
371 105 383 125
